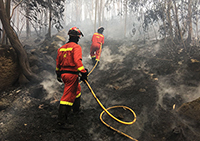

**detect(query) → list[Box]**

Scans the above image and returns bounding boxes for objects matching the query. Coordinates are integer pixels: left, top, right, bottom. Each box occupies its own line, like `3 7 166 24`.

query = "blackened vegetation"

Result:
1 37 200 141
0 45 20 91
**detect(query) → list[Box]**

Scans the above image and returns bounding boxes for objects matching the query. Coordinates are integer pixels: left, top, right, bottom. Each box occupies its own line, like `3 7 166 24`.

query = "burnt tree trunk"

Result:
0 0 39 83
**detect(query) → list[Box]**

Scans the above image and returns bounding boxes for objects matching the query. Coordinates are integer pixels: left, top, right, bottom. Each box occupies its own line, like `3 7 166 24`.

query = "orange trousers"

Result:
90 43 102 61
60 73 81 106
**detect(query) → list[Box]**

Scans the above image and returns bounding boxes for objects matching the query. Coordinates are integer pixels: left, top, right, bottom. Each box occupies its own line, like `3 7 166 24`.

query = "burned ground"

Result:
1 35 200 141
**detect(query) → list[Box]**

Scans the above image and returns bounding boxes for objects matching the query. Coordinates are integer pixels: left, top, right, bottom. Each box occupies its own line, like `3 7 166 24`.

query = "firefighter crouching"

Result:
90 26 105 66
56 27 88 129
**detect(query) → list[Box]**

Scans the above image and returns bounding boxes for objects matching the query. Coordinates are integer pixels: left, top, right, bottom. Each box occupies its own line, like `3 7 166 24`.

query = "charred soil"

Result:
1 37 200 141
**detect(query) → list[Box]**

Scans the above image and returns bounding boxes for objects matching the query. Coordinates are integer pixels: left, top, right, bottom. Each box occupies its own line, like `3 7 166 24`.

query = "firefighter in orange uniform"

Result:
56 27 88 129
90 26 105 66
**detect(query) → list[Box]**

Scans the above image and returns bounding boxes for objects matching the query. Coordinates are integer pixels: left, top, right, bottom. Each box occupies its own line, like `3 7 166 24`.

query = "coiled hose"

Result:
81 60 138 141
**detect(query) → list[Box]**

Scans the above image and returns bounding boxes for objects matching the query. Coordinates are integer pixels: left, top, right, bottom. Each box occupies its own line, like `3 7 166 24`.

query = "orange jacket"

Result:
91 32 104 47
56 42 87 73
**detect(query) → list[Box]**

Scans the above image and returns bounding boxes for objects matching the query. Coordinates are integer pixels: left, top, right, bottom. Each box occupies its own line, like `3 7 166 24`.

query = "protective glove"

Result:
57 76 62 83
80 69 88 82
56 71 62 83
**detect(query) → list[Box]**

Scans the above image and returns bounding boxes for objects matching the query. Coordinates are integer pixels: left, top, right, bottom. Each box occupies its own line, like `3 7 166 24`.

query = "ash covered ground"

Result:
1 36 200 141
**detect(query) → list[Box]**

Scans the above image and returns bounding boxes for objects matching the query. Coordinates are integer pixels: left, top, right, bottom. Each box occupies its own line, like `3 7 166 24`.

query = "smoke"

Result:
185 84 200 102
100 50 123 71
40 71 62 100
98 45 128 71
35 21 199 140
124 106 148 139
156 75 200 110
81 90 97 108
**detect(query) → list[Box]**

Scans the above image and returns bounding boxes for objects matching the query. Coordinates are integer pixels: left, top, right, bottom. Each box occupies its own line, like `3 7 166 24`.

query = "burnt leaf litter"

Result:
1 35 200 141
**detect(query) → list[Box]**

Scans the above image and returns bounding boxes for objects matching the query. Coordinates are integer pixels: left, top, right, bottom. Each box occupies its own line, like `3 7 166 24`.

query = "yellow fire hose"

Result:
81 59 138 141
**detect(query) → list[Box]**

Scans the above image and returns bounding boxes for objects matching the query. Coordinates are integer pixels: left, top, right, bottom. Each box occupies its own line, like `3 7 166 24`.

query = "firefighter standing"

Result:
56 27 88 129
90 26 105 66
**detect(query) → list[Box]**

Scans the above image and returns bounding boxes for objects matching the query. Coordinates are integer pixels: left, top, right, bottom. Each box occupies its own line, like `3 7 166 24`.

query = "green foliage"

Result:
13 0 65 31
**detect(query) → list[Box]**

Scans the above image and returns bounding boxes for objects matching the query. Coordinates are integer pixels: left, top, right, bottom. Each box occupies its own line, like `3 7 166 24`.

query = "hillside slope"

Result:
1 35 200 141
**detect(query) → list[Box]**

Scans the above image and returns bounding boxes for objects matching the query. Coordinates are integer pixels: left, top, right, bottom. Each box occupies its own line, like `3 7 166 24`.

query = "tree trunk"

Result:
6 0 10 33
3 0 11 45
26 0 31 39
48 0 52 38
124 0 128 38
187 0 192 44
162 0 167 43
17 7 20 33
0 0 39 83
6 0 10 22
94 0 98 32
196 13 199 46
172 0 185 48
167 0 173 39
75 0 81 22
193 0 199 45
92 0 94 20
85 0 93 24
101 0 105 25
152 24 157 41
172 0 180 40
98 0 102 26
45 10 48 33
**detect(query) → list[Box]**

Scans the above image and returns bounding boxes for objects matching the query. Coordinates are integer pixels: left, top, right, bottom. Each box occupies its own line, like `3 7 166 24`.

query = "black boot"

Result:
73 97 81 113
57 104 74 129
72 97 84 118
92 57 96 65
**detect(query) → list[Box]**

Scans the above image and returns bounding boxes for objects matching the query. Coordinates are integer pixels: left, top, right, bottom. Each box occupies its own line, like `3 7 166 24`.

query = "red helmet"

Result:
68 27 84 37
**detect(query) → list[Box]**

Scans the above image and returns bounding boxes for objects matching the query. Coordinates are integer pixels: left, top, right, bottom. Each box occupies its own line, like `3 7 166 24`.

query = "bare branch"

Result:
10 0 24 20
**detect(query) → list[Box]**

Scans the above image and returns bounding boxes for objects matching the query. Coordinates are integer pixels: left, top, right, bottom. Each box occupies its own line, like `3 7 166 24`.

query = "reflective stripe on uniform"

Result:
56 67 60 71
76 93 81 98
77 66 84 71
91 55 96 58
94 33 104 37
60 101 73 106
59 48 73 52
